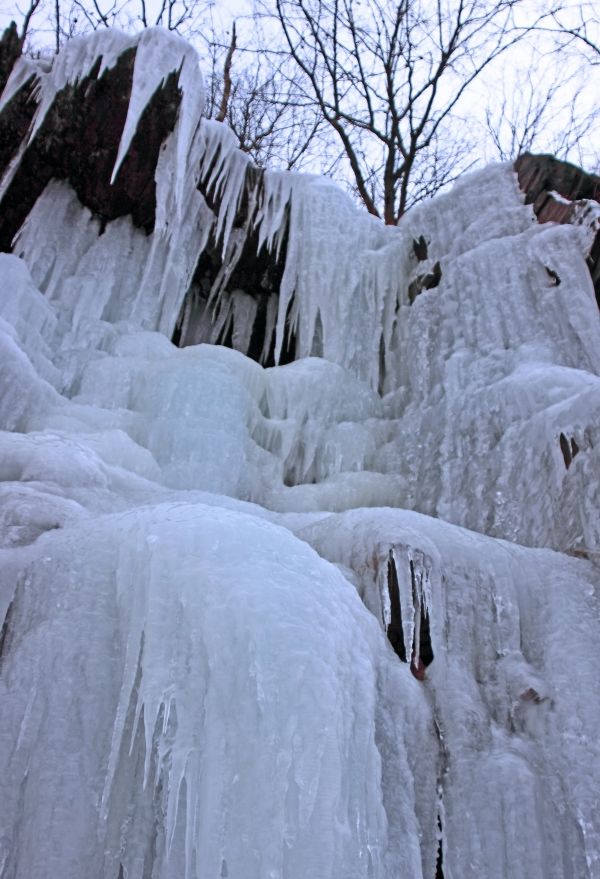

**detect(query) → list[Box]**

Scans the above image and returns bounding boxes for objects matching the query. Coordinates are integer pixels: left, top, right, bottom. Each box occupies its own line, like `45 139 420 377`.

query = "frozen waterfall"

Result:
1 26 600 879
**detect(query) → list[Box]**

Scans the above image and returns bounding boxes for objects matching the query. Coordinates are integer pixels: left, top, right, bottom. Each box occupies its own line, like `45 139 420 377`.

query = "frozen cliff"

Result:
1 25 600 879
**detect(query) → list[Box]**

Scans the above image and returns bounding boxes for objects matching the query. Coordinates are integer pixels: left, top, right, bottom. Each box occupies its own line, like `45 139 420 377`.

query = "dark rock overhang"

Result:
0 24 273 248
0 26 181 247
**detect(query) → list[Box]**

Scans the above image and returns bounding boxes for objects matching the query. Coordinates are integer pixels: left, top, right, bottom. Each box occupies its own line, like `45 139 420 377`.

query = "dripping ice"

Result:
1 26 600 879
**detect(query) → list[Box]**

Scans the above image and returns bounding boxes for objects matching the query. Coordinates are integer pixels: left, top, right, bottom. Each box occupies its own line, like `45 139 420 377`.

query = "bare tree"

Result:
214 21 236 122
16 0 43 46
484 65 598 164
7 0 320 169
202 17 325 171
479 3 599 169
9 0 211 53
267 0 561 223
66 0 209 35
536 2 599 63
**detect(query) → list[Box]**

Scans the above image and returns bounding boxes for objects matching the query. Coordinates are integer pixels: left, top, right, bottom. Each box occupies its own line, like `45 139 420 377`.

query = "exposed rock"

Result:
515 153 600 307
408 260 442 304
515 153 600 206
412 234 428 261
173 160 292 364
0 22 21 96
172 222 292 365
0 32 291 364
545 266 561 286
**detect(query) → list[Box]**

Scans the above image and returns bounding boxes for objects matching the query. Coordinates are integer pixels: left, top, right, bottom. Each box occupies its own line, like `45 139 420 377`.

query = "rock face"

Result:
0 22 21 95
515 153 600 306
0 34 181 247
515 152 600 206
1 24 298 368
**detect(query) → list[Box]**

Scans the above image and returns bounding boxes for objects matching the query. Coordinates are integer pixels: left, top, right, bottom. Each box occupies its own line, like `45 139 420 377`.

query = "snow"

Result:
1 26 600 879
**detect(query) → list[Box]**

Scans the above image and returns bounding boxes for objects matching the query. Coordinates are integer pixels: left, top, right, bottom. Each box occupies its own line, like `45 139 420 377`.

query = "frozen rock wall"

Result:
1 25 600 879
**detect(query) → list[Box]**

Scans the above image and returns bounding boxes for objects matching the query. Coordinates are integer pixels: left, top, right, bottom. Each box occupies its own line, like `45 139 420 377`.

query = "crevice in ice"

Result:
407 261 442 305
433 725 448 879
386 553 407 663
545 265 561 286
559 432 580 470
378 336 386 397
0 597 14 662
385 551 434 676
412 235 429 261
436 813 445 879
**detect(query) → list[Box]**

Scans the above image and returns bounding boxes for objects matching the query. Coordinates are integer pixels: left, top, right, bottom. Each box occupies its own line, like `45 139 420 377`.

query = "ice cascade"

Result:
1 27 600 879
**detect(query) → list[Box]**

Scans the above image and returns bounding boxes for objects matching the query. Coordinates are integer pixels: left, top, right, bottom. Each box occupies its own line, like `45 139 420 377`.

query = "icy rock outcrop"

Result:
1 26 600 879
0 29 188 245
1 26 599 376
515 153 600 305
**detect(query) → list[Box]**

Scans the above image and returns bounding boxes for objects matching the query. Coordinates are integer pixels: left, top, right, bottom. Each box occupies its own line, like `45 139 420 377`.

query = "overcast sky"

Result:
0 0 597 180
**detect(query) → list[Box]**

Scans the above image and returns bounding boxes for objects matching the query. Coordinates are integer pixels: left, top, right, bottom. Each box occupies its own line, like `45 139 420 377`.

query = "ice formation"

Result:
1 26 600 879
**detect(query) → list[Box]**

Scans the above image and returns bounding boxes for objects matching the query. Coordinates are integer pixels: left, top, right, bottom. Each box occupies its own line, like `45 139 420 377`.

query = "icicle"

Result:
0 55 41 113
255 170 295 258
101 628 145 817
391 547 416 666
198 121 252 255
110 28 204 199
27 30 133 145
377 553 393 629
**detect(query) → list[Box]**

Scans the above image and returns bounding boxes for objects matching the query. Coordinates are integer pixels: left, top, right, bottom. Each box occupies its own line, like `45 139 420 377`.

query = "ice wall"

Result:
1 26 600 879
